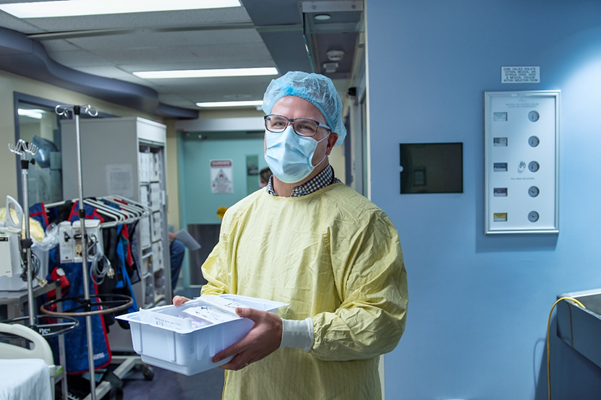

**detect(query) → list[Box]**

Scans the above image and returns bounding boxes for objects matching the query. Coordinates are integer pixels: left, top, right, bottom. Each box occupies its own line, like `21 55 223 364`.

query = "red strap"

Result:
68 202 79 221
92 209 105 224
121 227 133 266
46 268 70 301
30 202 50 227
68 201 105 223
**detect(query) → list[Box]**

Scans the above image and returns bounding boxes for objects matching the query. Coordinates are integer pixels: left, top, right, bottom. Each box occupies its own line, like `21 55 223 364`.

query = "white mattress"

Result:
0 359 51 400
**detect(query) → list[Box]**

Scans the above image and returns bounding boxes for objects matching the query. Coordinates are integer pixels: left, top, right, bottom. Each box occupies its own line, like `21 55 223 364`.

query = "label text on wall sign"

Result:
501 66 540 83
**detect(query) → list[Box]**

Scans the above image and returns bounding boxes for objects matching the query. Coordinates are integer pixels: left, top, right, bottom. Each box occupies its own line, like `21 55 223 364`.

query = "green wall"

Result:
178 132 267 226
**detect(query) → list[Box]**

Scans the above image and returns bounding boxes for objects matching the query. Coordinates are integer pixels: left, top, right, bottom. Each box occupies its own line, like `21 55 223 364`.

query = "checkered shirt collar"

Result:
266 165 340 197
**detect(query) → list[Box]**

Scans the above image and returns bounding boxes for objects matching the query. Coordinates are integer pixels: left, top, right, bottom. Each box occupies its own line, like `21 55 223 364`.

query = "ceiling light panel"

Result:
134 67 278 79
196 100 263 108
58 29 264 52
23 7 252 32
0 0 241 19
18 109 44 119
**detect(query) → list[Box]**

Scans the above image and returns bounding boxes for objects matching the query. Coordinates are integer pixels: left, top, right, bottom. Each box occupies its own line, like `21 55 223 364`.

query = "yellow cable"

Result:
546 297 586 400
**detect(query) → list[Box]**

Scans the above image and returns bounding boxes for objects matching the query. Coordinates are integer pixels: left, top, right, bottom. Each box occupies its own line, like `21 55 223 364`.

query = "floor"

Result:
119 286 224 400
120 363 224 400
62 365 224 400
61 286 225 400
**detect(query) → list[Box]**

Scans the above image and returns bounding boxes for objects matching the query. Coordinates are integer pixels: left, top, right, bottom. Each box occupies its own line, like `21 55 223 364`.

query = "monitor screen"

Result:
399 142 463 194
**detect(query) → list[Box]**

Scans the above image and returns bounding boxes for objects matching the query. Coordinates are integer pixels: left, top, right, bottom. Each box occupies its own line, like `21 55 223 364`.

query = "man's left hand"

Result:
212 308 283 370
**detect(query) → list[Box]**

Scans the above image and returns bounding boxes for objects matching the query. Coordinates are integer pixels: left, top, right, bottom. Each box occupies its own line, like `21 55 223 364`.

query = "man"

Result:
258 167 271 188
174 71 408 399
168 231 185 291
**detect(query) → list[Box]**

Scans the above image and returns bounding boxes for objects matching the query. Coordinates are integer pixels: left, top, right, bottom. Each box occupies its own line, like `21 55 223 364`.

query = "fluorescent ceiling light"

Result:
18 109 44 119
134 67 278 79
196 100 263 108
0 0 240 18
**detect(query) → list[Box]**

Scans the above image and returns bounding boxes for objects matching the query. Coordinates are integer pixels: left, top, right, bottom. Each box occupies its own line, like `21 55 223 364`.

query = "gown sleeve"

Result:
200 235 230 297
311 210 408 361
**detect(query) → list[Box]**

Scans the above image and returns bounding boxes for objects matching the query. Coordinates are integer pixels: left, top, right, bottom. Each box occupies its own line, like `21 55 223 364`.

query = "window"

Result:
15 96 67 204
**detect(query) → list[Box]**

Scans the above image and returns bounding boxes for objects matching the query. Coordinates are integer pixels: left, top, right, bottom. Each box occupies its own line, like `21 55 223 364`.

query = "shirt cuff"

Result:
279 317 314 352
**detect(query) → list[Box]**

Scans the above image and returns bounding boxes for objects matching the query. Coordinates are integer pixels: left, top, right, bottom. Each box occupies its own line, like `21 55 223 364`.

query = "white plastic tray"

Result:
117 294 287 375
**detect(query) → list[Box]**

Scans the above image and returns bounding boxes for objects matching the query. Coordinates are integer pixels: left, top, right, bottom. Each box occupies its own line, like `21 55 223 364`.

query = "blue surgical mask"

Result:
264 126 330 184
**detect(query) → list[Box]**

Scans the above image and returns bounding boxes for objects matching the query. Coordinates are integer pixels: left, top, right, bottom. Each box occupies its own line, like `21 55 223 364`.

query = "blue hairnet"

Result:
263 71 347 146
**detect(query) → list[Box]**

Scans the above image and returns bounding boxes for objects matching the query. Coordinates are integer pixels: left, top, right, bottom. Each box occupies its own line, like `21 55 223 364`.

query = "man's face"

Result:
264 96 338 169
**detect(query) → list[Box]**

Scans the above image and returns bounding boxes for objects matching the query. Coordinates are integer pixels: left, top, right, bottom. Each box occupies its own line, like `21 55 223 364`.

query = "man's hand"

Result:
213 308 283 370
172 295 190 306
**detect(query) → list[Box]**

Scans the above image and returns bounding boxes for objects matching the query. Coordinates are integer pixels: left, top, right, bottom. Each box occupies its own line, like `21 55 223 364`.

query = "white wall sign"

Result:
484 90 560 234
210 159 233 194
501 66 540 83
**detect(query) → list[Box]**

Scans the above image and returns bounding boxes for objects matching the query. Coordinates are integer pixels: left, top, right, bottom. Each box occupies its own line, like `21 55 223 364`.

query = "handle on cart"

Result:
5 196 23 231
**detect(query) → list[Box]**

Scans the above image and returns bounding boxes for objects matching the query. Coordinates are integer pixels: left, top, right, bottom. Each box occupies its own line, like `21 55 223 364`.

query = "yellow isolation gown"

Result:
201 182 408 400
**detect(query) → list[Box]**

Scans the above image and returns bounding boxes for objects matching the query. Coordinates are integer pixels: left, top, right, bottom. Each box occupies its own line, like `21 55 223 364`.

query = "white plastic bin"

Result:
0 243 46 292
117 294 287 375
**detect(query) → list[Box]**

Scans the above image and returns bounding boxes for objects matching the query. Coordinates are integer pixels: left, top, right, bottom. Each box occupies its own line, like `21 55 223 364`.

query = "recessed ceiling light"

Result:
314 14 331 21
0 0 240 19
18 109 44 119
134 67 278 79
196 100 263 108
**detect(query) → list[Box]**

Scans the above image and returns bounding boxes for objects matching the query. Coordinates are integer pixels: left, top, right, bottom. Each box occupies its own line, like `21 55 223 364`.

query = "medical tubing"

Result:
88 236 100 284
19 251 40 282
88 237 110 285
546 297 586 400
89 253 105 285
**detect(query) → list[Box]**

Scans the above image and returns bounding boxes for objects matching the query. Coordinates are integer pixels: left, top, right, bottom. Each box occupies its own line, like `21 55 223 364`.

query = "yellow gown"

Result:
201 183 408 400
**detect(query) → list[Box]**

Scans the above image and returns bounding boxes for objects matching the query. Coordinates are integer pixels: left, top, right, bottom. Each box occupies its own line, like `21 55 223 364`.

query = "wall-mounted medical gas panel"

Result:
484 91 560 234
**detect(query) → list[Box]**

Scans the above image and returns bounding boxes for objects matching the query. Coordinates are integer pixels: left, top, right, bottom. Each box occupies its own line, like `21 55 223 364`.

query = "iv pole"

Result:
7 139 39 325
8 140 80 335
76 105 98 399
6 140 79 400
22 146 35 326
62 105 98 398
46 105 133 400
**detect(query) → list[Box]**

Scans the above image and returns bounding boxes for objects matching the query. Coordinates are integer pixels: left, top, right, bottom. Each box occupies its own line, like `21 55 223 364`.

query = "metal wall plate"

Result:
484 90 560 234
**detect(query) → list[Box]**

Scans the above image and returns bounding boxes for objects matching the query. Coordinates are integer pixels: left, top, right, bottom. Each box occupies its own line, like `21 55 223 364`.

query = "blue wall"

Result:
367 1 601 399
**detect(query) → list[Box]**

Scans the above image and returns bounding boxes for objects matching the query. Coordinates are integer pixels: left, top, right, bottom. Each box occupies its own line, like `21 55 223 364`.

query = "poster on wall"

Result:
484 90 560 234
106 164 134 198
210 159 234 194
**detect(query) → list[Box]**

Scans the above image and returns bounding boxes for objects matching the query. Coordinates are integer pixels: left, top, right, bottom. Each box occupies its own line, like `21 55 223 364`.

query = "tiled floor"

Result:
121 364 224 400
61 286 225 400
62 365 224 400
120 286 224 399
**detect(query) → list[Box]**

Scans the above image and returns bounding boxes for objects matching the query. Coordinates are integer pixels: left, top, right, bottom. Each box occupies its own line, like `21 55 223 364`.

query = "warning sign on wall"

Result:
210 159 233 194
501 66 540 83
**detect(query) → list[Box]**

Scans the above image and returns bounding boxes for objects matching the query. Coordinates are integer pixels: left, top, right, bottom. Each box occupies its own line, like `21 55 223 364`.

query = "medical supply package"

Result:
117 294 287 375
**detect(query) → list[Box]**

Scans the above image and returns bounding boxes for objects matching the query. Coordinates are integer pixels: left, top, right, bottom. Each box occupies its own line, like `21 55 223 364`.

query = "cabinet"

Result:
61 117 171 313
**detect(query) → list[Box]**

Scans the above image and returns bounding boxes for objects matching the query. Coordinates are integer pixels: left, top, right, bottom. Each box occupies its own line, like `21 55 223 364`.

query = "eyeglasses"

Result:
264 114 331 137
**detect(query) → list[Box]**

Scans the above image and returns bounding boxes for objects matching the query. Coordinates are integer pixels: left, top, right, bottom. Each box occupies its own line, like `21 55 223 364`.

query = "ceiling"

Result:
0 0 364 119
